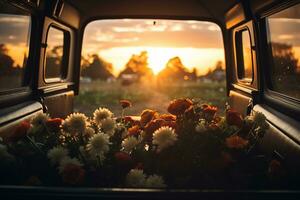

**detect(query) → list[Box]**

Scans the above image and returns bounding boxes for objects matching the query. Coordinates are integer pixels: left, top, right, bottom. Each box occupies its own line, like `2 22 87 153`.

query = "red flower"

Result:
124 116 134 124
140 109 158 127
115 152 132 162
9 121 30 142
203 105 218 120
159 114 176 121
115 152 134 168
144 119 164 134
120 100 132 109
162 120 178 134
226 109 243 128
144 119 164 142
46 118 63 131
167 98 193 116
225 135 249 149
124 116 140 127
127 125 141 137
62 164 85 185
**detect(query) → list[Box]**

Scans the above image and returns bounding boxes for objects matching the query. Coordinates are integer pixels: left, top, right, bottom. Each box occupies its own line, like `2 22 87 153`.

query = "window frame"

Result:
259 1 300 120
43 24 70 83
0 3 32 95
0 0 40 109
234 26 254 84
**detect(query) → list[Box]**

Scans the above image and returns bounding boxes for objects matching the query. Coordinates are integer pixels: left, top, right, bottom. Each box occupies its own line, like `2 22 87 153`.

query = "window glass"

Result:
45 27 68 80
267 3 300 99
75 19 226 116
236 29 253 81
0 2 31 91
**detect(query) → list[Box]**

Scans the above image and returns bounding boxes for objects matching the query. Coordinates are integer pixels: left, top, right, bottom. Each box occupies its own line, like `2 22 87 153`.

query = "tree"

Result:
271 43 298 78
157 56 196 81
0 44 14 75
118 51 153 80
45 45 63 78
204 60 225 82
81 54 114 80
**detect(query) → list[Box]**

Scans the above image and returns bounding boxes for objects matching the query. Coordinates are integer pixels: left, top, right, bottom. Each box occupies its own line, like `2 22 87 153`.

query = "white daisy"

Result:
64 113 88 134
100 118 116 136
153 126 177 151
86 133 110 157
145 175 166 188
121 136 139 153
31 113 50 126
85 127 95 137
47 146 69 165
253 112 269 130
125 169 146 187
61 119 70 133
58 157 82 173
93 108 113 126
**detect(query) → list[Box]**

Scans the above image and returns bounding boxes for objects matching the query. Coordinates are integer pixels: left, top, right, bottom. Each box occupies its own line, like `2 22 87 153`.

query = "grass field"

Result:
74 80 227 117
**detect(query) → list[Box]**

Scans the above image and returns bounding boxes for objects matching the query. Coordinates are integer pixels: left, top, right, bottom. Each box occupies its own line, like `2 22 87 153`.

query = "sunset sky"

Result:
2 16 300 75
82 19 225 75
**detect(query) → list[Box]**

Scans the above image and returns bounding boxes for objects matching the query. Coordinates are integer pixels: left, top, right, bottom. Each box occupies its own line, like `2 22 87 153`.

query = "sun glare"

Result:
97 47 225 76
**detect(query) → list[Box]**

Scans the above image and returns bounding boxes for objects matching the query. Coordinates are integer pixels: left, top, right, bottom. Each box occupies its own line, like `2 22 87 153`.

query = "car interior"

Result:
0 0 300 199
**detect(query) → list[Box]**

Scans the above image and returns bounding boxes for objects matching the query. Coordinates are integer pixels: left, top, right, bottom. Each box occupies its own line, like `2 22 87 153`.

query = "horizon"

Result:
82 19 225 76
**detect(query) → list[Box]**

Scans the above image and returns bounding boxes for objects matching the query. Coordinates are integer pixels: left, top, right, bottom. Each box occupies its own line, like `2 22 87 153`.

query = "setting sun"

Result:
96 47 225 76
82 19 225 76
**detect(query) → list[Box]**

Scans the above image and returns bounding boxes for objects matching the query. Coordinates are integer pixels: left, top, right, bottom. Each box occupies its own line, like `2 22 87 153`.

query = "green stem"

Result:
26 135 44 155
96 154 102 168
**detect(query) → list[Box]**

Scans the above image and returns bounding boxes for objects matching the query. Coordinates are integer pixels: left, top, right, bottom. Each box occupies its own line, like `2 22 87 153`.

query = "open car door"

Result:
0 0 79 138
226 0 300 179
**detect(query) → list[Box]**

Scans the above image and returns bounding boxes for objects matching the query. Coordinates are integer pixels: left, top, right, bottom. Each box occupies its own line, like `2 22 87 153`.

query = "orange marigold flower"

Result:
226 109 244 128
143 119 164 142
167 98 193 116
162 121 178 133
203 105 218 120
9 121 30 142
128 125 141 137
159 114 176 121
144 119 164 134
120 100 132 109
62 164 85 185
140 109 158 127
225 135 249 149
124 116 134 124
46 118 63 131
124 116 140 127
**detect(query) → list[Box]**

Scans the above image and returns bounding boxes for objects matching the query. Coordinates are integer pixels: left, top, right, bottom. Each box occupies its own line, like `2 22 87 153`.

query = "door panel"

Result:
43 90 74 118
254 105 300 175
226 1 300 178
37 17 76 118
229 89 252 116
0 101 43 139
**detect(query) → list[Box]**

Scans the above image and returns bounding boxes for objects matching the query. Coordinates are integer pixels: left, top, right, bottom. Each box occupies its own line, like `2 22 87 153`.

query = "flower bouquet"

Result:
0 99 288 188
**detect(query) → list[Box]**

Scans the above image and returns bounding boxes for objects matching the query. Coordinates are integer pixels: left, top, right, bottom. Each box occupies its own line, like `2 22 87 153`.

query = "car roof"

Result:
66 0 239 25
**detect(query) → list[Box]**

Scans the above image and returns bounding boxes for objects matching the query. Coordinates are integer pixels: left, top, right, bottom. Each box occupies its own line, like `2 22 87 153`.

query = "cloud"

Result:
83 19 223 50
170 24 183 32
0 15 30 45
